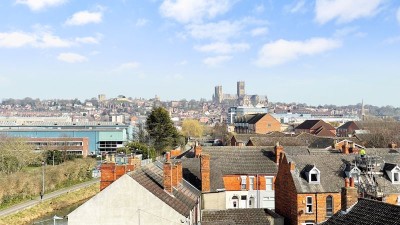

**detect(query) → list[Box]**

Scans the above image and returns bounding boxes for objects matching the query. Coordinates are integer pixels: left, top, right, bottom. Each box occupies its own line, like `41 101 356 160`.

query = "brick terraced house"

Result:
179 146 280 210
275 146 400 225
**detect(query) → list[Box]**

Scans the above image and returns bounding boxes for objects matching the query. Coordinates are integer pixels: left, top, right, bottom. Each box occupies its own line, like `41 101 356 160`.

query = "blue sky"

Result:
0 0 400 107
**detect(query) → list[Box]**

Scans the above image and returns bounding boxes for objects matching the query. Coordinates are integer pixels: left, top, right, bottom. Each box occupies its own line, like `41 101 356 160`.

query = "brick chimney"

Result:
194 145 202 158
163 162 173 194
172 163 178 187
274 142 284 164
349 142 355 153
342 141 349 155
176 160 183 184
200 154 211 192
341 177 358 211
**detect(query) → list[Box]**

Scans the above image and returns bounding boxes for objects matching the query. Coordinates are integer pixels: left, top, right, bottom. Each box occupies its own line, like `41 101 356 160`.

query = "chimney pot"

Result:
349 177 355 187
274 144 284 165
166 152 171 161
345 178 350 187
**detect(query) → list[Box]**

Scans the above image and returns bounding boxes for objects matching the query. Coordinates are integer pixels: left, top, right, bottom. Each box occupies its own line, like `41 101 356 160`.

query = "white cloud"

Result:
315 0 384 24
251 27 268 37
65 11 102 26
256 38 341 67
186 20 242 40
285 0 307 14
160 0 233 23
397 7 400 25
75 34 102 44
116 62 140 71
194 42 249 54
0 31 36 48
203 55 232 66
57 52 87 63
0 31 72 48
16 0 67 11
34 33 72 48
135 18 148 27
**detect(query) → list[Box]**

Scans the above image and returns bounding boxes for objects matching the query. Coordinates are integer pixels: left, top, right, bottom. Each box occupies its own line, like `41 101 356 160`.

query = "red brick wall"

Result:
275 155 298 225
100 163 135 191
254 114 281 134
222 175 275 191
297 193 341 224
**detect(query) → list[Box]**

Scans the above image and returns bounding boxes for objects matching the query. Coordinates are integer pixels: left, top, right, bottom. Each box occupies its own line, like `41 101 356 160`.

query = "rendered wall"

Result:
68 175 187 225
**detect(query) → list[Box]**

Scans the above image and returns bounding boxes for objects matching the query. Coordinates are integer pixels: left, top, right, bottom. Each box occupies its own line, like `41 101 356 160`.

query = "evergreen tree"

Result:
146 107 181 153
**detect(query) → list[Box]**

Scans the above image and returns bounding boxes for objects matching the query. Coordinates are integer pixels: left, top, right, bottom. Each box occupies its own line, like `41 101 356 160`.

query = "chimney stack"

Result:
165 152 171 161
274 142 284 165
342 141 349 155
176 161 183 184
163 162 173 193
172 163 178 187
195 145 202 158
341 177 358 211
200 154 211 192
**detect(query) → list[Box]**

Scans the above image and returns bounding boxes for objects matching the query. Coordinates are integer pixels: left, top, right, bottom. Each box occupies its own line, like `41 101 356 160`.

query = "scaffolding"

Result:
353 155 387 201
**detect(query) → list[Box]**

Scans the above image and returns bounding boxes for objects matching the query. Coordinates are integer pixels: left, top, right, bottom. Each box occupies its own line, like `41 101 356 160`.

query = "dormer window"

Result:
306 166 320 184
347 166 361 183
384 164 400 184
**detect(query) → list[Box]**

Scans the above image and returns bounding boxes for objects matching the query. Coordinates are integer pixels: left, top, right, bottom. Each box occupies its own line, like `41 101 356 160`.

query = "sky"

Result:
0 0 400 107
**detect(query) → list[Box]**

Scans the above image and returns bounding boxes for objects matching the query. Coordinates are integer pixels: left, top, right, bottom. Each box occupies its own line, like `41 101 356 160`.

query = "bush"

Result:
0 158 96 208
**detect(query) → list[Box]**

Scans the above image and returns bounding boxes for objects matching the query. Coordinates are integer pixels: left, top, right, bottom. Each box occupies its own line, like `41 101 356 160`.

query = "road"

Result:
0 178 99 218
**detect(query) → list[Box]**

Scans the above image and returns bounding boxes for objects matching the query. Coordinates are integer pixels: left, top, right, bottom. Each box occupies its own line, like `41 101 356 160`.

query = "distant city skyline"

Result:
1 1 400 107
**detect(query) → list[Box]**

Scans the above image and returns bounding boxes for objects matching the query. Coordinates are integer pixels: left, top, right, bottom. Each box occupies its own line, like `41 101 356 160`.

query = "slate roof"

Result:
295 120 323 130
337 121 360 130
202 208 280 225
248 136 308 147
247 113 267 124
286 152 400 194
180 146 279 192
287 154 358 193
314 127 336 137
202 147 278 174
383 163 398 171
129 162 200 217
322 198 400 225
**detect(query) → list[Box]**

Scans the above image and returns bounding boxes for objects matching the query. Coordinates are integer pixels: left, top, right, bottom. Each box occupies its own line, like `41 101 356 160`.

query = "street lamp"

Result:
41 161 45 200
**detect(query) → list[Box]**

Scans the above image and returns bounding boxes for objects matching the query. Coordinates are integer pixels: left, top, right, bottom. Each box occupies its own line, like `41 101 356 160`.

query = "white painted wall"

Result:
68 175 189 225
225 190 275 210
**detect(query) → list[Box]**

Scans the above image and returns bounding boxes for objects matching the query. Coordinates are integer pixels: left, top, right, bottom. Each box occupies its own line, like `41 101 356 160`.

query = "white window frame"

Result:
249 176 255 190
265 176 273 191
393 171 400 183
308 167 320 184
306 196 313 213
241 176 247 190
